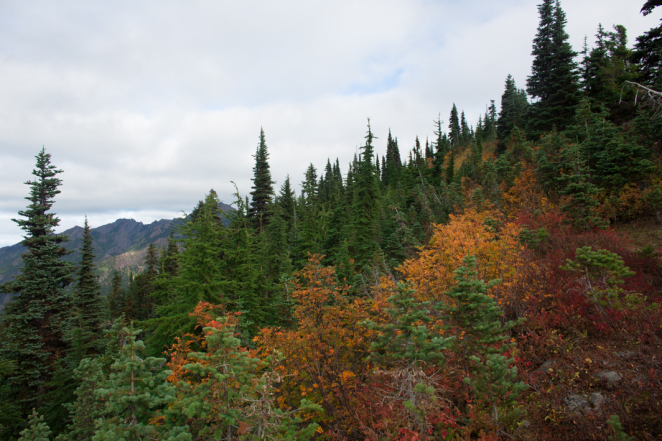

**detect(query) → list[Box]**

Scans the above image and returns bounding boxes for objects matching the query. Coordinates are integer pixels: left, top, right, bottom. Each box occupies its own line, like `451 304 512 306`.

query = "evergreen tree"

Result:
18 410 51 441
72 218 104 356
558 140 605 230
278 175 296 235
164 231 179 277
527 0 581 137
631 13 662 89
0 360 22 437
497 74 529 153
449 104 461 148
0 148 75 417
460 111 471 145
431 115 448 185
383 130 402 186
93 325 190 440
248 128 275 229
437 256 526 426
145 191 226 354
349 121 380 271
446 150 456 184
107 271 123 320
364 282 453 434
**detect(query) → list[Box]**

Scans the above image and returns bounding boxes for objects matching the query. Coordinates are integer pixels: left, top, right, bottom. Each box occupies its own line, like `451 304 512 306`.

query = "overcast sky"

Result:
0 0 658 246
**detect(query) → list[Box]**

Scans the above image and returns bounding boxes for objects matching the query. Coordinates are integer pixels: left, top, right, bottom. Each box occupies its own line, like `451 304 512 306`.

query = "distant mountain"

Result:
0 202 233 311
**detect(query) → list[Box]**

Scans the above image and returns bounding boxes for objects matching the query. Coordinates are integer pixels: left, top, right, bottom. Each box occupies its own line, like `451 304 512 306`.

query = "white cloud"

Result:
0 0 659 246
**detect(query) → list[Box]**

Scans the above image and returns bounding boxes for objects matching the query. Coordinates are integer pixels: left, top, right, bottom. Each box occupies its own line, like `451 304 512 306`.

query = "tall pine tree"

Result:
527 0 580 137
249 128 275 230
0 148 75 419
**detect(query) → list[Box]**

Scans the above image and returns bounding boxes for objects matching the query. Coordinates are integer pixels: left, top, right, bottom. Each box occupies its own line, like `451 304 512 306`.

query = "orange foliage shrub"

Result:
397 209 538 320
501 167 552 217
255 255 374 439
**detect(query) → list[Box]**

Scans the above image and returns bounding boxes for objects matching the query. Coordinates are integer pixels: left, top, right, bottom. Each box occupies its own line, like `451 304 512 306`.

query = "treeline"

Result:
1 0 662 439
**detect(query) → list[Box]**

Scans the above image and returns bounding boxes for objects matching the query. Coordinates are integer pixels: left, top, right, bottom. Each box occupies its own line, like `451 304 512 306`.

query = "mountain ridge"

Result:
0 202 234 311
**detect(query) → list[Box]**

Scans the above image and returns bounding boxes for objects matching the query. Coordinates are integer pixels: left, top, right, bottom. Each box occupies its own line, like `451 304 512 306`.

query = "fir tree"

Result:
631 14 662 89
497 74 529 153
145 191 226 354
0 360 22 437
431 115 448 185
460 111 471 145
364 282 453 434
107 271 123 320
164 231 179 277
72 218 104 356
278 175 296 236
248 128 275 229
18 410 51 441
558 140 605 230
527 0 581 137
446 150 456 184
437 256 526 426
383 130 402 187
349 121 380 271
0 148 75 416
449 104 461 148
93 325 190 440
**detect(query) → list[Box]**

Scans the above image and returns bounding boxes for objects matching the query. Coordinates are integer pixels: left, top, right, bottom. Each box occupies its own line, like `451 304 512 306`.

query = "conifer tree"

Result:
0 148 75 415
431 115 448 185
449 104 461 148
631 7 662 89
446 150 456 184
72 218 104 356
18 410 51 441
0 360 21 437
558 141 605 231
364 282 453 434
437 256 526 426
527 0 580 137
383 130 402 186
93 325 190 440
278 175 296 236
349 121 380 271
164 231 179 277
107 271 123 320
145 191 226 354
497 75 529 152
460 111 470 145
249 128 275 229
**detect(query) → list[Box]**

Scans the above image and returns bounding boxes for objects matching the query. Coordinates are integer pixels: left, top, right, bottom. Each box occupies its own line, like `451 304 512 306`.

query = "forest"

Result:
1 0 662 439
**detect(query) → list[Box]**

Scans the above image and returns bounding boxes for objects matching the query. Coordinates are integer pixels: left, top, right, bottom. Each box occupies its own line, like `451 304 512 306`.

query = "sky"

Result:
0 0 659 247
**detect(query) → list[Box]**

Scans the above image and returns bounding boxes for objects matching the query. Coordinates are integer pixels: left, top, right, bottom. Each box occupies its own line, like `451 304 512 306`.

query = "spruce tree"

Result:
107 271 123 320
437 256 526 426
383 130 402 187
72 218 104 356
0 148 75 416
364 282 453 434
164 231 179 277
249 128 275 229
18 410 51 441
631 14 662 89
460 111 470 145
431 115 448 185
449 104 461 148
93 325 190 440
527 0 580 137
278 175 296 236
497 75 529 153
349 121 380 271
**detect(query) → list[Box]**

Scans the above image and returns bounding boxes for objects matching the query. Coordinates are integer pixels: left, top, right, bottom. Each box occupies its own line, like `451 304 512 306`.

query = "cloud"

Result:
0 0 659 246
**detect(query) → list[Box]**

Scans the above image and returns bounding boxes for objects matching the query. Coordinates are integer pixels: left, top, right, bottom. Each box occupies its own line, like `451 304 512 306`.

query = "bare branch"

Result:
620 81 662 107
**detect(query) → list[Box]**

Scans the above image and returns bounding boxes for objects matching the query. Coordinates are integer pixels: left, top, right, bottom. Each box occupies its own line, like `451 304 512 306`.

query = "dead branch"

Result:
620 81 662 107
